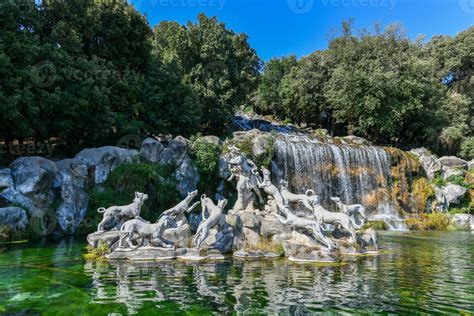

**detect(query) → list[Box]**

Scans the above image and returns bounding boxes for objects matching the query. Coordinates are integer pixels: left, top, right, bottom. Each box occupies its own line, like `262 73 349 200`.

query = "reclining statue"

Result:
310 197 363 243
193 195 228 248
276 204 334 250
330 197 366 224
119 215 173 249
97 192 148 232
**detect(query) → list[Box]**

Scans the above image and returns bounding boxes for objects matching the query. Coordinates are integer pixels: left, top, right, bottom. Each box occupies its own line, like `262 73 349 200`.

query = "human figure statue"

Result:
227 146 264 212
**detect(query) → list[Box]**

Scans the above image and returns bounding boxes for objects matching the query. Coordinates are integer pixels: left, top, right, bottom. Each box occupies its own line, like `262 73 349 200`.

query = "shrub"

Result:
84 240 110 260
405 212 450 230
446 175 467 187
459 137 474 160
412 178 435 212
190 135 221 175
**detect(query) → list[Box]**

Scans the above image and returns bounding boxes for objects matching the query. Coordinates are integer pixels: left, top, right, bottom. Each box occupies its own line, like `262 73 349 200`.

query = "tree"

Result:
254 56 297 116
279 52 329 126
153 13 261 131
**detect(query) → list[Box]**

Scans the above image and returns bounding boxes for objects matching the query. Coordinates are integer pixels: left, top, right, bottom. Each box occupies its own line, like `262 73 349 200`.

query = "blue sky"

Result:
132 0 473 61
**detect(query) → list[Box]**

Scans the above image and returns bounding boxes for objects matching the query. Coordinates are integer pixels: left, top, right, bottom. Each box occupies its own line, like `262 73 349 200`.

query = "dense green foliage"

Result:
254 22 473 158
0 1 260 153
189 135 221 175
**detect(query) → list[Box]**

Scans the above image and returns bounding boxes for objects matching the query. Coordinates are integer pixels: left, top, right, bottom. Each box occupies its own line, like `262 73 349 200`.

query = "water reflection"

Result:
83 232 473 314
1 232 472 314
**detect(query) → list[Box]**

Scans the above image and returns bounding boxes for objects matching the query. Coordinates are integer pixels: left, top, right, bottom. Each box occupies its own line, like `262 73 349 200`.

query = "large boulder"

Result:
56 181 89 234
410 148 441 179
163 223 192 248
252 134 273 161
56 158 95 188
467 160 474 171
75 146 138 184
443 167 465 181
140 138 164 163
2 157 61 214
450 214 474 231
197 222 234 254
159 136 188 167
173 156 199 199
435 184 468 211
0 207 28 231
438 156 467 169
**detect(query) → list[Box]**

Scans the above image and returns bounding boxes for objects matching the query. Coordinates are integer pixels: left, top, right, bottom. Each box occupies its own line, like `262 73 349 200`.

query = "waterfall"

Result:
271 134 410 230
369 202 408 231
272 134 392 206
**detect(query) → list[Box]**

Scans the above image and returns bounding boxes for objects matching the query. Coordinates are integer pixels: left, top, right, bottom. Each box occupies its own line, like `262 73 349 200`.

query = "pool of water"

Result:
0 231 473 315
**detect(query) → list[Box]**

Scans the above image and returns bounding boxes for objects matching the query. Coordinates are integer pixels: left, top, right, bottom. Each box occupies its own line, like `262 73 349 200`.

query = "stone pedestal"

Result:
107 247 178 261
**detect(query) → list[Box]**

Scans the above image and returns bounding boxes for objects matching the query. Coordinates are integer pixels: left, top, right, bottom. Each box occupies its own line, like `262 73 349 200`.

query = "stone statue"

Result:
97 192 148 232
280 180 317 212
330 197 366 224
275 203 334 250
159 190 200 226
119 215 173 249
227 146 264 212
193 195 228 248
255 168 284 206
310 198 363 243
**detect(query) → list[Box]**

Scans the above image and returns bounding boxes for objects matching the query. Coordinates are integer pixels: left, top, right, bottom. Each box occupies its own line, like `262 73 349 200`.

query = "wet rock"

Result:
218 156 231 180
252 134 272 161
341 135 371 146
140 138 164 163
450 214 474 231
197 223 234 254
173 156 199 199
259 215 291 238
75 146 138 184
0 207 28 231
438 156 467 169
242 227 261 247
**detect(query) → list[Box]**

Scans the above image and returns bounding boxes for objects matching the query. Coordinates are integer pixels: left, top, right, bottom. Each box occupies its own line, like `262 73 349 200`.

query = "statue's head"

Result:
330 197 341 203
280 179 289 189
188 190 198 199
134 192 149 203
217 199 228 210
261 168 270 177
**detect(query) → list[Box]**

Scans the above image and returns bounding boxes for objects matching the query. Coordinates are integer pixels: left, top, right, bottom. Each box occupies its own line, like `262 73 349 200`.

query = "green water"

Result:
0 231 473 315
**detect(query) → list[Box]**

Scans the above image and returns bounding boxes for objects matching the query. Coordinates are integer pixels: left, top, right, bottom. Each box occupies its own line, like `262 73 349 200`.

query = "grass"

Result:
84 240 110 260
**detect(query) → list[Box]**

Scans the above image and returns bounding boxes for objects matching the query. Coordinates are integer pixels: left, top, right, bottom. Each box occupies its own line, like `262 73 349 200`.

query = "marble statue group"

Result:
88 146 378 262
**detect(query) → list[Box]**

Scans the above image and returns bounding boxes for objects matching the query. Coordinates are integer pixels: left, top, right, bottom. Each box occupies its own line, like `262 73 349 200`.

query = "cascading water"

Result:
368 202 408 231
271 134 406 230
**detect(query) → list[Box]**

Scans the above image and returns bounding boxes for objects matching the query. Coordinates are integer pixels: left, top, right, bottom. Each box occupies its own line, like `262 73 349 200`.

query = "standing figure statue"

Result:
97 192 149 232
227 146 264 212
193 195 228 248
